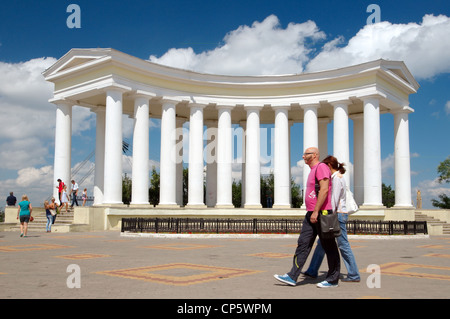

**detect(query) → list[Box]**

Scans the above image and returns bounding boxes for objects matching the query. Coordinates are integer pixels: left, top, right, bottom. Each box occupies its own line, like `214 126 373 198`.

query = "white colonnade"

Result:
46 49 418 212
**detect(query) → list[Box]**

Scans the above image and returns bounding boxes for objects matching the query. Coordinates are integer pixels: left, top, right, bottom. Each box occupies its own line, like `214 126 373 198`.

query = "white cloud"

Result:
445 101 450 115
149 15 326 75
306 14 450 80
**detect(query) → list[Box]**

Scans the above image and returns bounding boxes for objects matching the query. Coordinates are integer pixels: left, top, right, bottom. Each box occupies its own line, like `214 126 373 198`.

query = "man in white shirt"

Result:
70 180 79 207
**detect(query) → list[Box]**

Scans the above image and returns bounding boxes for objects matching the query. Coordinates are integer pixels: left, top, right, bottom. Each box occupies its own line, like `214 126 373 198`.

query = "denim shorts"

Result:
20 216 30 223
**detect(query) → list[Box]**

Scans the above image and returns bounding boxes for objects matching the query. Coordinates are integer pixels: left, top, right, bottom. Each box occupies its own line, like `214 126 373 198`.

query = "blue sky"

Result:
0 0 449 209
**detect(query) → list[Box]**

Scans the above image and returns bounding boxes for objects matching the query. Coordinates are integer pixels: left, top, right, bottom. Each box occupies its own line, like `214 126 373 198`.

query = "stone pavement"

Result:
0 230 449 303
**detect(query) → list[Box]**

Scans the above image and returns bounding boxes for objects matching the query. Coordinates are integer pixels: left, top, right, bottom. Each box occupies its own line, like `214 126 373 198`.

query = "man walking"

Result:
274 147 340 288
70 180 79 208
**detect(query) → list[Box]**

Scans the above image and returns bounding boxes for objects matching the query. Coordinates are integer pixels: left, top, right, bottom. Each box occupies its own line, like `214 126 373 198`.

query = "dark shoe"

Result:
342 278 360 282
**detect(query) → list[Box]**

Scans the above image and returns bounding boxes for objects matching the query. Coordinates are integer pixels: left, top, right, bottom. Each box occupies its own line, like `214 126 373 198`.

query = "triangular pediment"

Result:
380 60 420 92
43 48 113 79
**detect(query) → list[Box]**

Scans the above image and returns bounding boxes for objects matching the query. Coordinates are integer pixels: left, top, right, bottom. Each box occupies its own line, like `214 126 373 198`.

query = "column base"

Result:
186 203 207 209
214 204 235 209
156 204 180 209
244 204 263 209
272 204 291 209
129 203 153 208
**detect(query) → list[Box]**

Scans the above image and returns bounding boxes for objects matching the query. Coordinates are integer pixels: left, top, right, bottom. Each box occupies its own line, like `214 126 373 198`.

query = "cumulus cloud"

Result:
305 14 450 80
149 14 326 75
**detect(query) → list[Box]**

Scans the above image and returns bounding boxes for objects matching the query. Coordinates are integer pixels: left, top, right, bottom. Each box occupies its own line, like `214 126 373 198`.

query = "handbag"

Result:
50 209 56 216
319 211 341 239
346 187 359 214
314 164 341 239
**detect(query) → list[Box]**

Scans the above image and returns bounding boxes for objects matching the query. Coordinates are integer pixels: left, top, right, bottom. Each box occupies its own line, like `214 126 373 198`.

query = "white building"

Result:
42 48 419 229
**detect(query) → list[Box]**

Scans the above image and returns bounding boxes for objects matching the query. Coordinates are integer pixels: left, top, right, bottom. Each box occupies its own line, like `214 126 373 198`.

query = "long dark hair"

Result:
322 155 346 174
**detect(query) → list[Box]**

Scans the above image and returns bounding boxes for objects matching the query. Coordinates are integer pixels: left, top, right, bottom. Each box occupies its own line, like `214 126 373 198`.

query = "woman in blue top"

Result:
16 195 33 237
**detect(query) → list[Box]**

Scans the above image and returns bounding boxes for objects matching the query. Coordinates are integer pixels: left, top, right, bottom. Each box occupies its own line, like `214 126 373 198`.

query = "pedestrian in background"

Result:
17 195 32 238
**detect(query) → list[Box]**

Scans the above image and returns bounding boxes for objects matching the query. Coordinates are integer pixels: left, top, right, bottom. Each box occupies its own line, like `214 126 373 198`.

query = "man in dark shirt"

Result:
6 192 17 206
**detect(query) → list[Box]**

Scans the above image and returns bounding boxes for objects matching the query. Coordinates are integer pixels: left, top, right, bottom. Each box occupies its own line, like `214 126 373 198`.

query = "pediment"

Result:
42 48 112 79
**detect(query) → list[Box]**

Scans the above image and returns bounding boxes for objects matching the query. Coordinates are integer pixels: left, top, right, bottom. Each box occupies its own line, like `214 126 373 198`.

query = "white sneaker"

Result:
317 280 338 288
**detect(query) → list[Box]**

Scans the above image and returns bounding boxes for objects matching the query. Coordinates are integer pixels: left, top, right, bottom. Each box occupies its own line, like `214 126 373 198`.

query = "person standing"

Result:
56 179 64 205
274 147 340 288
6 192 17 206
16 195 32 237
304 155 360 282
70 180 79 208
61 185 69 213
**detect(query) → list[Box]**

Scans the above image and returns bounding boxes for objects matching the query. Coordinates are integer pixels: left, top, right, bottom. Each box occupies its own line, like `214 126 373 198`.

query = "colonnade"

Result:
52 91 414 210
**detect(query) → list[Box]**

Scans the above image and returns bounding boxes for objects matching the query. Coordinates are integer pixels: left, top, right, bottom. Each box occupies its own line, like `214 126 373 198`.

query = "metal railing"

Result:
121 218 427 235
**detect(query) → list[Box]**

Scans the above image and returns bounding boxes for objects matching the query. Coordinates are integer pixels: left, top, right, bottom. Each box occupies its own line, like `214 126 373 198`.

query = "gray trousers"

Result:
287 211 340 284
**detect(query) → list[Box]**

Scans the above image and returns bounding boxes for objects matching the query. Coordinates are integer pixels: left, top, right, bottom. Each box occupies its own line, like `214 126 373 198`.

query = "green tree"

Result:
291 179 302 208
148 166 160 206
437 156 450 184
432 156 450 209
382 183 395 208
232 180 242 208
122 173 132 205
431 194 450 209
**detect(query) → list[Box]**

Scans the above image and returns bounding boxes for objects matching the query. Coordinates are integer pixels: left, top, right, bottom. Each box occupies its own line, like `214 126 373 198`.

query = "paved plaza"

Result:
0 230 449 301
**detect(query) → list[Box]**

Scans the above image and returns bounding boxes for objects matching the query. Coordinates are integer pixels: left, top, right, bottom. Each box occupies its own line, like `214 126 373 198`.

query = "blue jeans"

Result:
305 213 360 280
46 214 53 232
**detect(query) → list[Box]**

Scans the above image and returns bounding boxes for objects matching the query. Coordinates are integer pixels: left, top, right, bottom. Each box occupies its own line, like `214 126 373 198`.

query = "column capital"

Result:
300 102 320 110
272 104 291 111
216 104 235 110
49 98 74 107
131 90 157 100
244 105 263 111
391 106 414 114
329 99 351 107
359 93 386 103
102 84 131 94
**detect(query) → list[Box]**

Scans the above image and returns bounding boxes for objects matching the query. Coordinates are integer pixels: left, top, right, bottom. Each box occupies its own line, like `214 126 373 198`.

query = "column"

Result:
205 120 217 207
158 100 178 207
352 114 364 205
394 108 413 207
301 103 319 203
244 106 262 208
176 118 186 206
131 95 150 205
187 103 207 208
216 106 234 208
273 106 291 208
240 121 246 207
363 97 383 206
93 108 105 205
53 101 72 204
318 118 329 161
103 89 125 205
332 101 351 188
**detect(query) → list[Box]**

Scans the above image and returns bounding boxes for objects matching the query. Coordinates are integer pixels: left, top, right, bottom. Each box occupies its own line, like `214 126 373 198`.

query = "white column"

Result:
216 106 234 208
131 95 150 205
363 97 383 206
352 114 364 205
103 89 125 205
394 108 413 207
318 118 329 161
240 121 246 207
187 104 207 208
273 106 291 208
332 101 351 188
158 100 178 207
301 104 319 204
93 108 105 205
176 118 186 206
53 101 72 204
244 106 262 208
205 121 217 207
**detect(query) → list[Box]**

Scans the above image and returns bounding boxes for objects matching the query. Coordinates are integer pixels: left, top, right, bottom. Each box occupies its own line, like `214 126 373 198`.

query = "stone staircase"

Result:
415 211 450 234
9 207 76 232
